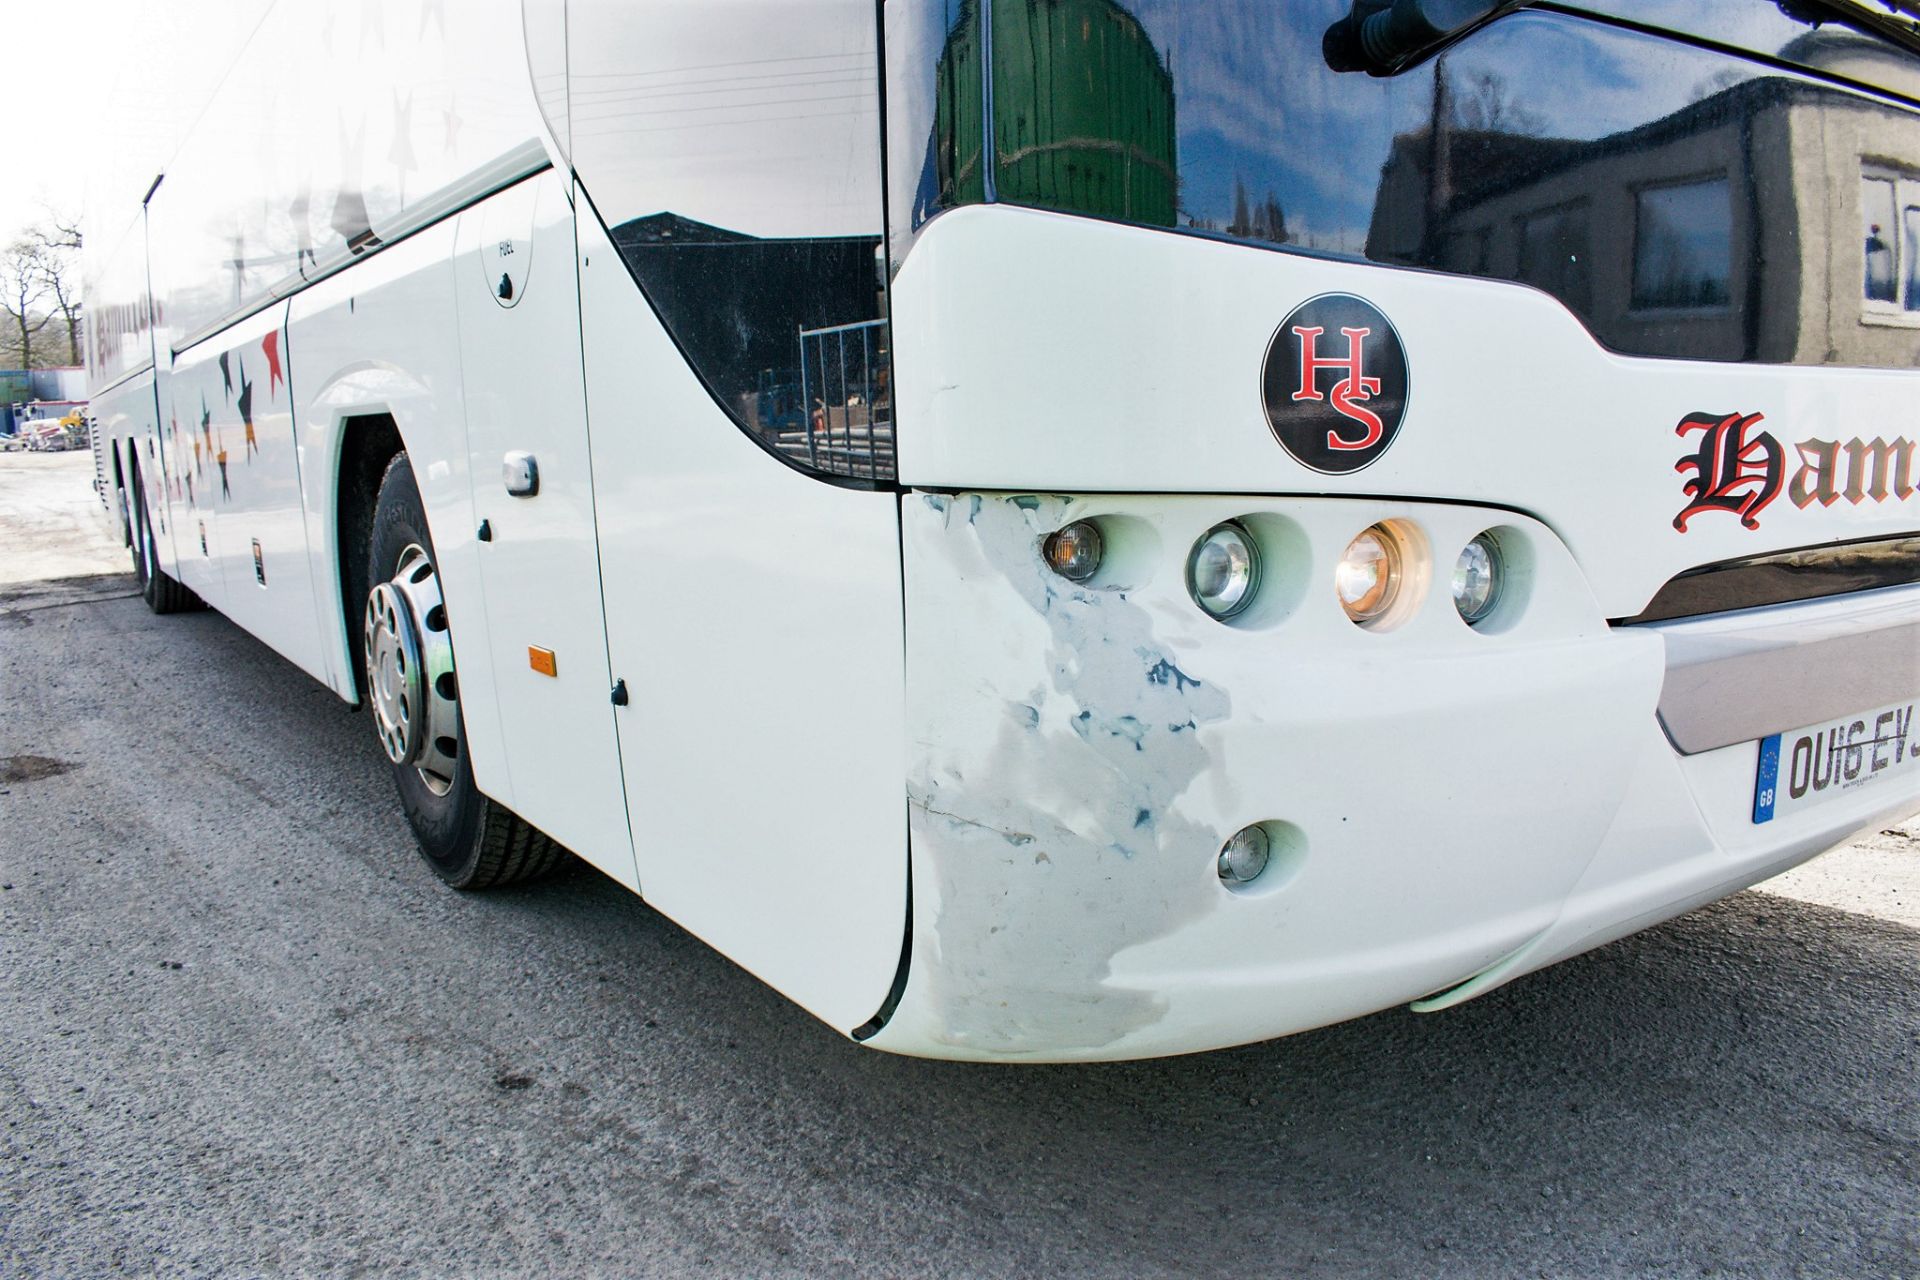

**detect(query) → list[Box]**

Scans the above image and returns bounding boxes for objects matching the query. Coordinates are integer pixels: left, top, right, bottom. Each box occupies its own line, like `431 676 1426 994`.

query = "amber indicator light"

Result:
528 646 558 678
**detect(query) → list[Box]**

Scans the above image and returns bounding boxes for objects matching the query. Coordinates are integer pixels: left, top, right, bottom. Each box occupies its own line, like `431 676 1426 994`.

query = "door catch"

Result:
502 452 539 497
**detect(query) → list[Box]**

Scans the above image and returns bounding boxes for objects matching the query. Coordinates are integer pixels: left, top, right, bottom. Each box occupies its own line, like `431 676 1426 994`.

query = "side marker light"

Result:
1042 521 1104 583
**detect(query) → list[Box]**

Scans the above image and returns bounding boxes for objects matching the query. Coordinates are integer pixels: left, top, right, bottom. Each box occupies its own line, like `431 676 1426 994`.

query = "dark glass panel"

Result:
602 215 892 481
1633 179 1733 311
1442 225 1491 274
1518 201 1593 314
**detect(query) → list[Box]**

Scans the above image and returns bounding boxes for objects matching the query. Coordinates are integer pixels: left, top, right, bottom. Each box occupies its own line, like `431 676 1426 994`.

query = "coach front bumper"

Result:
860 492 1920 1062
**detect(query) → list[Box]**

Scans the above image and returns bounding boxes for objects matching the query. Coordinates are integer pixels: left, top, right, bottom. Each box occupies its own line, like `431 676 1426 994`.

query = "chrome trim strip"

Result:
1621 533 1920 625
1651 582 1920 755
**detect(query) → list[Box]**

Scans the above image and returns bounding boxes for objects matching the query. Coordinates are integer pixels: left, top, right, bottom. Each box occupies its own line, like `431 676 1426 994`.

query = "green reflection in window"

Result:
935 0 1178 228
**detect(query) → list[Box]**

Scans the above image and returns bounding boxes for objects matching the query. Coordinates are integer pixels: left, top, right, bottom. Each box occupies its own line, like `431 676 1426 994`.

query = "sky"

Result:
3 0 261 252
3 3 138 244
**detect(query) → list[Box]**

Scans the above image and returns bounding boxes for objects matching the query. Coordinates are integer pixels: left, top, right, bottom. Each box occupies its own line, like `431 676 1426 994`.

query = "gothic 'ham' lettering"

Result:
1673 411 1916 529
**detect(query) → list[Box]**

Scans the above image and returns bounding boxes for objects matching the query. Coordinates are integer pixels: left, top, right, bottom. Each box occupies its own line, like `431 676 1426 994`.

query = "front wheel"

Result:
364 452 561 888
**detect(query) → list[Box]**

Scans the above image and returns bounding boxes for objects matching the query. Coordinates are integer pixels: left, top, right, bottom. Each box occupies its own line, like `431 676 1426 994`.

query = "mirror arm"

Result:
1324 0 1532 76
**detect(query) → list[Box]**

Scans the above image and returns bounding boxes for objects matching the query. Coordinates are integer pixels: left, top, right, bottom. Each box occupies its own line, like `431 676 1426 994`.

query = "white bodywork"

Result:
891 205 1920 613
575 203 909 1030
870 484 1915 1059
85 1 1919 1061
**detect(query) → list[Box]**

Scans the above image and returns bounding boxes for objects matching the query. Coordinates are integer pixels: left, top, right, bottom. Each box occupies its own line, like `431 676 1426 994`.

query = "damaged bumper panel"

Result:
860 492 1920 1062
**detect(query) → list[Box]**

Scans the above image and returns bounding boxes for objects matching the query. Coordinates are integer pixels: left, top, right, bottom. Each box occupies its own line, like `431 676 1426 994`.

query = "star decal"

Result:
238 359 257 460
262 330 284 400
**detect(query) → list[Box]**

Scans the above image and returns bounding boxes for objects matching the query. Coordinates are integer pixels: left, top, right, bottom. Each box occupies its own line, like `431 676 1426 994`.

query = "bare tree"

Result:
1452 70 1545 136
0 214 84 370
31 214 84 367
0 239 54 371
1226 177 1289 245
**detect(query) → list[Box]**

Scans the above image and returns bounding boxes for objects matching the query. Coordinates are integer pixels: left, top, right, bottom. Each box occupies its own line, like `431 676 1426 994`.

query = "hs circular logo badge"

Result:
1260 293 1409 474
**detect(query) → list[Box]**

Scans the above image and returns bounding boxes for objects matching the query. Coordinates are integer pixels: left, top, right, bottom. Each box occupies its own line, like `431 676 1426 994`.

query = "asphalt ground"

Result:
2 451 1917 1277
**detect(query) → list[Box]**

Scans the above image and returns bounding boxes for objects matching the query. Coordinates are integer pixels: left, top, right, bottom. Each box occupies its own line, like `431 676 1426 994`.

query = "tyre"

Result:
128 464 200 615
364 452 561 888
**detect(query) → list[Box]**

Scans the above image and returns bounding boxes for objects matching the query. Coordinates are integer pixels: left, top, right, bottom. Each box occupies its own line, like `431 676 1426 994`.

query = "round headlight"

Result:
1217 825 1271 885
1336 525 1402 625
1187 523 1260 619
1042 520 1103 583
1453 532 1503 625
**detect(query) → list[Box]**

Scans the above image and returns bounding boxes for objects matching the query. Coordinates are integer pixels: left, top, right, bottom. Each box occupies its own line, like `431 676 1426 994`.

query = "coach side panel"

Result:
161 305 335 680
279 222 516 792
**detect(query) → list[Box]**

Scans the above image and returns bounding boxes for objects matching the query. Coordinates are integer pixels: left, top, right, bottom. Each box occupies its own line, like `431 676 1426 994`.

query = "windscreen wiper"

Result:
1781 0 1920 59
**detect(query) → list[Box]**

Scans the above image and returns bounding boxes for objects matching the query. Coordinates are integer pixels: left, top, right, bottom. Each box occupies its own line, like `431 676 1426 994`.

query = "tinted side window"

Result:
569 0 894 483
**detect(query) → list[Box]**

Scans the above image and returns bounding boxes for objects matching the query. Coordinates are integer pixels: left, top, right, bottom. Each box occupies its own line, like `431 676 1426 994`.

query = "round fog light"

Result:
1217 825 1271 885
1337 525 1402 625
1042 521 1103 583
1453 532 1503 625
1187 523 1260 620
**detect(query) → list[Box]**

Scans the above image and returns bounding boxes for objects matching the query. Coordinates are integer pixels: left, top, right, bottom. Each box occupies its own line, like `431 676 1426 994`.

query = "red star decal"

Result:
262 330 284 400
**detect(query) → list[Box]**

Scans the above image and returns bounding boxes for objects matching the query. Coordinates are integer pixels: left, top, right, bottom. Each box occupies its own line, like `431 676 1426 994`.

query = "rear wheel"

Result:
128 463 199 615
364 452 561 888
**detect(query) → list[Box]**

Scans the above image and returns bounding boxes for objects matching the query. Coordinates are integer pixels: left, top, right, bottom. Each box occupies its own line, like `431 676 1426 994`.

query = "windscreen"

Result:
887 0 1920 369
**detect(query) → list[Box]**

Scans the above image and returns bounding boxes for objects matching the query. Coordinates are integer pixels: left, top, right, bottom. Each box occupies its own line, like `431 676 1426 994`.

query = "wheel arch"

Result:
334 412 405 705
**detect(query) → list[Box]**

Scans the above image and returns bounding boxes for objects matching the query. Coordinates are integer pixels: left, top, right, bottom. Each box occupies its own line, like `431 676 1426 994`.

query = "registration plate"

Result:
1753 699 1918 823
